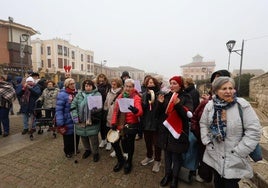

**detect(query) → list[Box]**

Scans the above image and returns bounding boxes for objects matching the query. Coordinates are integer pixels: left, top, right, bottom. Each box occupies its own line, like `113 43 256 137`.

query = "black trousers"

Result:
63 134 80 155
164 150 183 178
213 169 240 188
112 133 136 163
100 110 109 140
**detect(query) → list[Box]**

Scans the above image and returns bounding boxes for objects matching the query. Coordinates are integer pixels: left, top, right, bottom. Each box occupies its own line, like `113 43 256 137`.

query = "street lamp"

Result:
20 33 30 77
226 39 244 96
202 67 210 93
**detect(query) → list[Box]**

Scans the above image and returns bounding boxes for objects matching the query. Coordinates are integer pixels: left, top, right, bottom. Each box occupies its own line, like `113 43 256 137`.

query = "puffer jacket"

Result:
111 89 143 130
38 87 60 108
55 89 77 135
200 97 262 179
70 89 102 136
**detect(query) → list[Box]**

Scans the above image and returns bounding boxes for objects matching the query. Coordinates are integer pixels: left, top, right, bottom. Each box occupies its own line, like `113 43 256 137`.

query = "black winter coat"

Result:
155 91 193 153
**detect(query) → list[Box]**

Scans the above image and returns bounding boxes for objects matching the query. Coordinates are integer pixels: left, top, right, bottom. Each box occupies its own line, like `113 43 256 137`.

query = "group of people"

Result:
0 69 262 188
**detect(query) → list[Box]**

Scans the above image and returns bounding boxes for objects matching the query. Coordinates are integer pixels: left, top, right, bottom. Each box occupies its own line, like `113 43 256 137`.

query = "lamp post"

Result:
201 67 210 93
100 60 107 74
20 34 30 77
226 39 244 96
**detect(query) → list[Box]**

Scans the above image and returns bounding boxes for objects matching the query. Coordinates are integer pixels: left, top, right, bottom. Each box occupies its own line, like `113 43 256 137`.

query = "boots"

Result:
170 176 178 188
160 174 172 186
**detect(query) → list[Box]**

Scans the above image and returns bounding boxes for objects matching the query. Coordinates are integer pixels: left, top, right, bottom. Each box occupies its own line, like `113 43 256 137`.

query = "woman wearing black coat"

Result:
156 76 193 188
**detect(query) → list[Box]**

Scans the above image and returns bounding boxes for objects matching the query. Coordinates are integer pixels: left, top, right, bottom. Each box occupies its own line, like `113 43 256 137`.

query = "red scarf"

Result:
163 92 188 139
65 88 75 103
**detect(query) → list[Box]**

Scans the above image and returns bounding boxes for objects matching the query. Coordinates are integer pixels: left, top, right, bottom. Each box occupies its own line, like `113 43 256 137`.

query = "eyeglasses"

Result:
69 83 75 85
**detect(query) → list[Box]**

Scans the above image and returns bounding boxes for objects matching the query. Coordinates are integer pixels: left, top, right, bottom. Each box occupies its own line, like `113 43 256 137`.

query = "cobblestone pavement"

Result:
0 100 256 188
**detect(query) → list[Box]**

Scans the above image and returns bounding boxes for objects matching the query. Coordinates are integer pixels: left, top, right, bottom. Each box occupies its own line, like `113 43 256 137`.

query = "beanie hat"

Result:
26 77 34 82
121 71 130 78
210 69 230 83
169 76 184 87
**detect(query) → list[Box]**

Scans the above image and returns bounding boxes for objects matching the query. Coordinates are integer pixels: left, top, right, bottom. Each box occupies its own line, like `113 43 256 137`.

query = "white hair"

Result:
124 78 135 86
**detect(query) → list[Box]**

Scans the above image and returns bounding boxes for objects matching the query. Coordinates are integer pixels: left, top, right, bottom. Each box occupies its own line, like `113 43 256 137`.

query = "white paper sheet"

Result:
117 98 134 112
134 80 142 93
87 95 103 110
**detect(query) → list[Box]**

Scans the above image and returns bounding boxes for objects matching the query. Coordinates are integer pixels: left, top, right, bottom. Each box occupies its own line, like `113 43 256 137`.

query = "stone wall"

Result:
250 72 268 116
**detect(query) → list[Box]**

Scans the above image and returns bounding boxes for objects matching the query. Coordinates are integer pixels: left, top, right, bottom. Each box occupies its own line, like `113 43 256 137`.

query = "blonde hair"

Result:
64 78 75 88
110 77 123 88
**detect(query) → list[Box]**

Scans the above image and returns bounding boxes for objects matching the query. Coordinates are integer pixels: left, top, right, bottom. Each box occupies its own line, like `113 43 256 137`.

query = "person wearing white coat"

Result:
200 77 261 188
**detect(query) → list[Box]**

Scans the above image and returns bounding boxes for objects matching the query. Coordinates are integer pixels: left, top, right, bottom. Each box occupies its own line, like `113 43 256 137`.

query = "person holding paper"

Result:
111 78 143 174
71 79 102 162
156 76 193 188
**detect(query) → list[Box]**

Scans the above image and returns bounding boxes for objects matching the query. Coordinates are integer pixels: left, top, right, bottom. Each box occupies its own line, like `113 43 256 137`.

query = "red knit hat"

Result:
169 76 184 87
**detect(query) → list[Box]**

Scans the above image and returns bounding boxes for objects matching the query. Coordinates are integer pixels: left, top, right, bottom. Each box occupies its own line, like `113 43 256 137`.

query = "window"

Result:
87 55 90 63
72 62 75 69
58 58 63 68
47 59 51 68
58 45 63 55
64 59 67 66
81 54 83 62
72 51 75 59
41 46 43 55
47 46 51 55
81 64 83 71
41 60 44 67
64 46 67 56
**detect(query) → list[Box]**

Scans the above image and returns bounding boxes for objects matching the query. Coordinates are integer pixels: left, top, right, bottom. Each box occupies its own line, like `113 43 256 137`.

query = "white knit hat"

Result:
26 76 34 82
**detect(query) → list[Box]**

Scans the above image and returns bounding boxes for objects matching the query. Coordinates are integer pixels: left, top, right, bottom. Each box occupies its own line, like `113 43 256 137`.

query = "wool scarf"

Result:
210 95 237 142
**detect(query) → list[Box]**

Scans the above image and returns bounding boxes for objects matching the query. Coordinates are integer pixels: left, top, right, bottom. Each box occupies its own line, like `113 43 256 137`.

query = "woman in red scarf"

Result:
156 76 193 188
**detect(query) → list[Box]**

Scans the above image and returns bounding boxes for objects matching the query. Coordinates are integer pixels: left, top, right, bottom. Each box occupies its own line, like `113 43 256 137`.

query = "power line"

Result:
245 35 268 41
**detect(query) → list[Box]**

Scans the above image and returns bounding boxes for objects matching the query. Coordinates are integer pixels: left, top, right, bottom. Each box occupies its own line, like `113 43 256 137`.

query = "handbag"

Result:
57 125 68 135
238 103 262 162
122 123 139 135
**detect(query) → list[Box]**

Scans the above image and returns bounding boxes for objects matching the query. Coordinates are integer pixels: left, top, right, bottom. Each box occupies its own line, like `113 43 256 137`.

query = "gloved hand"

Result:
73 117 79 124
128 105 139 114
111 125 117 131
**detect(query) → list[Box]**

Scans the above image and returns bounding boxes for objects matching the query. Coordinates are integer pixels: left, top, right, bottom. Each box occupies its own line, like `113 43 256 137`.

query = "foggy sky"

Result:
1 0 268 78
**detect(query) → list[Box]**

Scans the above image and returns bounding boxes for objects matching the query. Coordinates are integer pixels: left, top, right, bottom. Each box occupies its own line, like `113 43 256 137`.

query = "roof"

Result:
0 19 37 36
180 61 216 68
232 69 265 76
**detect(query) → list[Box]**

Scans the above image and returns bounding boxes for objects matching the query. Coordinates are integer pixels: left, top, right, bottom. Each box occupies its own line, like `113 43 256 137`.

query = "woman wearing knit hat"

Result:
16 76 42 135
156 76 193 188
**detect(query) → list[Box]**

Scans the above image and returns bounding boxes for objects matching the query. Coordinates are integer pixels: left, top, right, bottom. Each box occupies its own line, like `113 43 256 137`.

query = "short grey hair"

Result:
212 76 235 94
124 78 135 86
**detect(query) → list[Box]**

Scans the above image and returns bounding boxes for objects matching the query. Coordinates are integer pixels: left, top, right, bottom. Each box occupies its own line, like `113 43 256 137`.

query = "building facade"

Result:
0 18 37 76
31 38 95 83
180 54 216 80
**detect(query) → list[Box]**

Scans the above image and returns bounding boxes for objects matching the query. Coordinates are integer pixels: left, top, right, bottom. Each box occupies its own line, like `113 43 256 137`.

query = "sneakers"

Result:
195 174 204 182
110 151 116 157
135 134 142 141
123 153 128 160
152 161 161 172
140 157 154 166
99 139 107 148
106 142 112 150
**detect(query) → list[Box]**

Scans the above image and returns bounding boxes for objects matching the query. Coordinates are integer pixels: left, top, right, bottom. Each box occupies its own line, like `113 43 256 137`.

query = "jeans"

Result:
0 107 10 133
22 113 36 130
